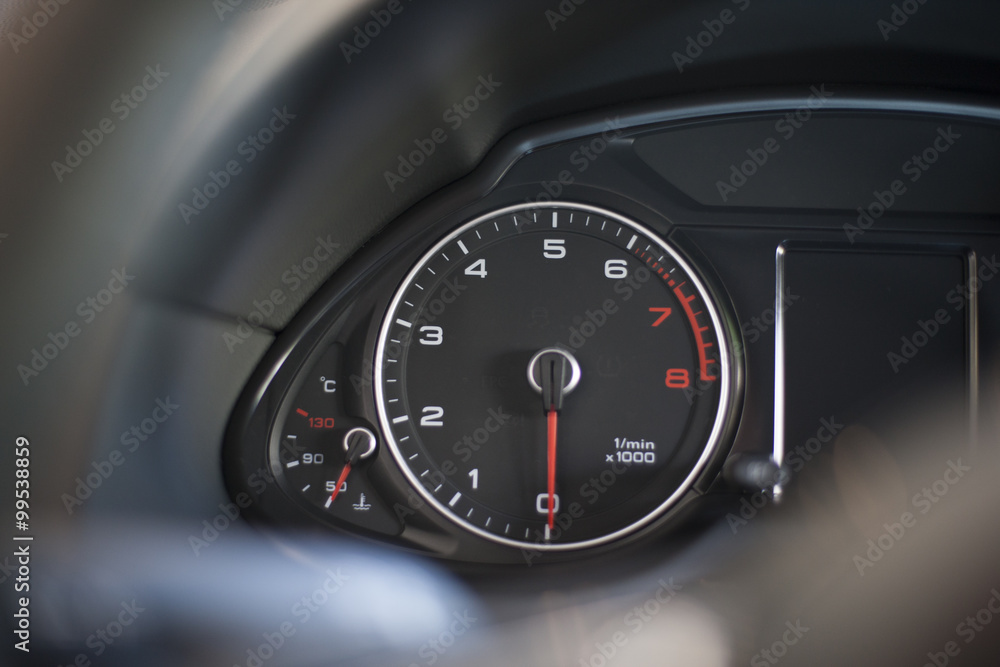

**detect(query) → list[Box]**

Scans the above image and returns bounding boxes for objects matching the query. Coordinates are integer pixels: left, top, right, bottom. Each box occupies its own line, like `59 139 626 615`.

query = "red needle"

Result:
547 406 557 530
328 462 352 504
328 429 372 505
533 347 574 537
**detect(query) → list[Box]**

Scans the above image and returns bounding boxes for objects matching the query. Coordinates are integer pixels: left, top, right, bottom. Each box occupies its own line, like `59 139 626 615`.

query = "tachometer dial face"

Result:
374 202 735 550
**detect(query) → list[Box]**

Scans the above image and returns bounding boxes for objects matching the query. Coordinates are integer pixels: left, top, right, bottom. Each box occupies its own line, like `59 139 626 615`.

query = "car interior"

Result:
3 1 1000 665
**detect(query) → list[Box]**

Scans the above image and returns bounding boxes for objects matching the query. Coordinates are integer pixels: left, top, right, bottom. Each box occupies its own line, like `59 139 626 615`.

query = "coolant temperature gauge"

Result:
270 344 400 535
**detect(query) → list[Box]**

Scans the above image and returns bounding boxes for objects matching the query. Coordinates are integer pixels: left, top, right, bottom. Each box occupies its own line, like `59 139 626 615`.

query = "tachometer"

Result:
374 202 737 551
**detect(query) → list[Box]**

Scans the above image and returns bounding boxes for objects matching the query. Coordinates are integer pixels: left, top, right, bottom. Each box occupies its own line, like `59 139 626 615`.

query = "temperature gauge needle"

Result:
328 461 353 504
326 427 378 507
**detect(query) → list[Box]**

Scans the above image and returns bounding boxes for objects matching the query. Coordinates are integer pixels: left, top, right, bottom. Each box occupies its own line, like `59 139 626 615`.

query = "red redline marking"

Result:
673 284 718 382
296 408 309 417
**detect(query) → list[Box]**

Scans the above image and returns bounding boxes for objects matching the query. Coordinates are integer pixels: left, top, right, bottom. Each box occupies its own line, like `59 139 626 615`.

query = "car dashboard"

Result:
2 1 1000 665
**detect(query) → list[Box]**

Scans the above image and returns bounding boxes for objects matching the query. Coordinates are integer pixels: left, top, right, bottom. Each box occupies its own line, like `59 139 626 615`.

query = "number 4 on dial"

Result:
464 259 487 278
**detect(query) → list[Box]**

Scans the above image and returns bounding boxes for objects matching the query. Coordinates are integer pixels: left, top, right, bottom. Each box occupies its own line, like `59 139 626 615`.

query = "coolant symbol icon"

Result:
353 494 371 511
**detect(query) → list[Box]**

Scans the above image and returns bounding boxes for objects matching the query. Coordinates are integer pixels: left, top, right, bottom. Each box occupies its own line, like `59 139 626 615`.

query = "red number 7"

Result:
649 307 672 327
